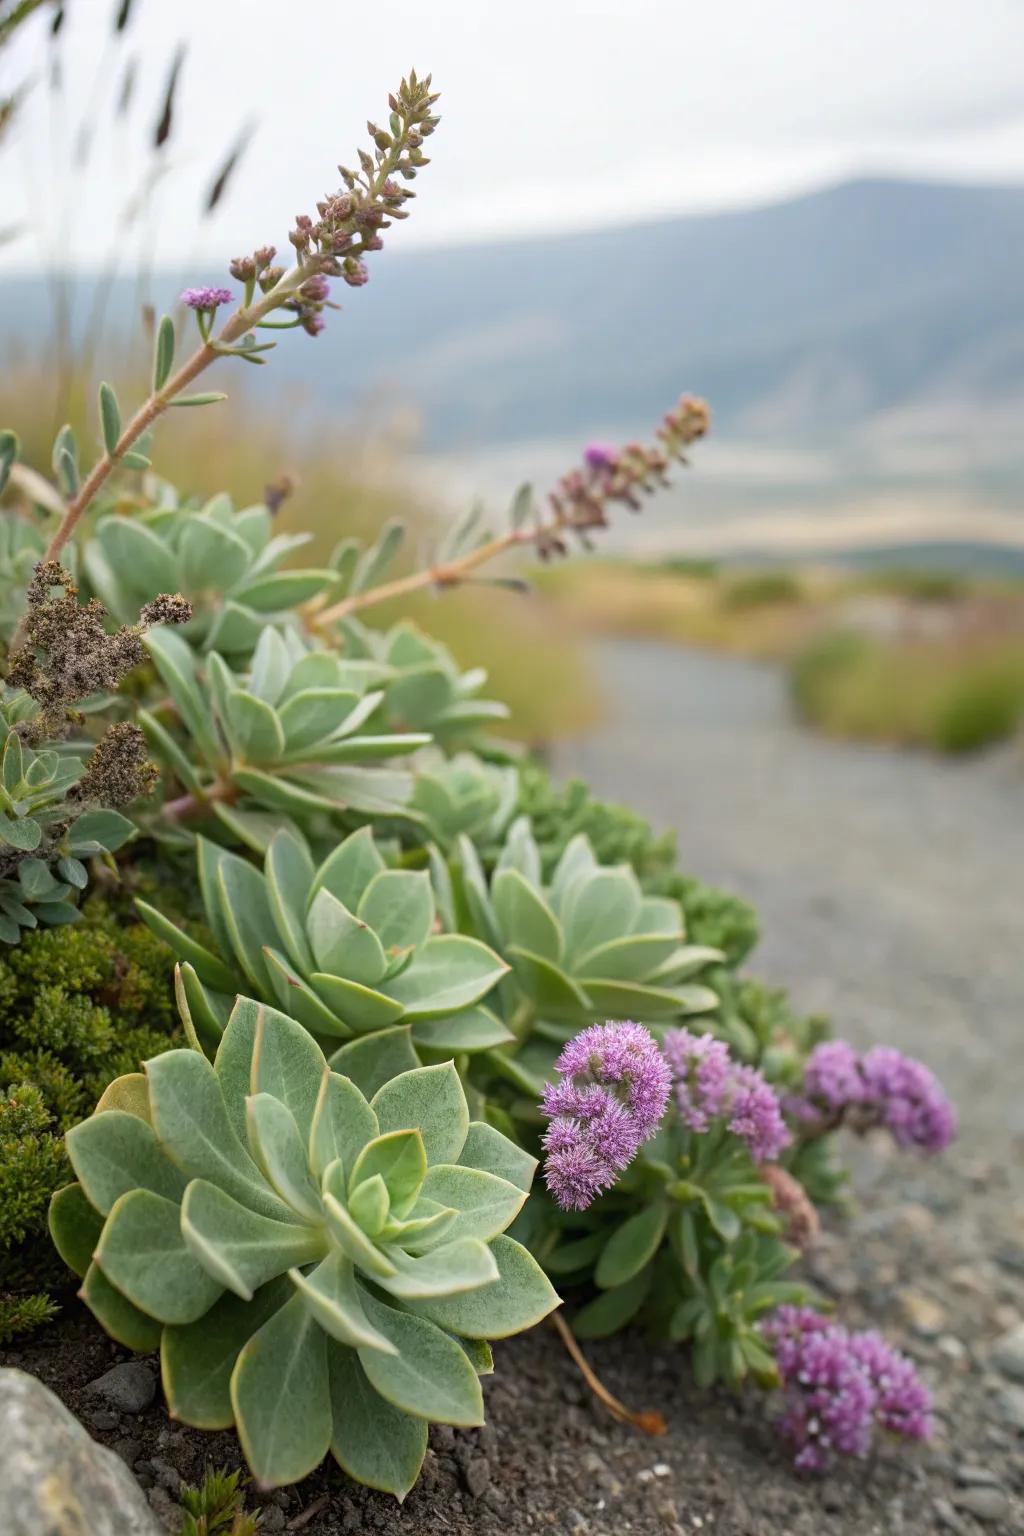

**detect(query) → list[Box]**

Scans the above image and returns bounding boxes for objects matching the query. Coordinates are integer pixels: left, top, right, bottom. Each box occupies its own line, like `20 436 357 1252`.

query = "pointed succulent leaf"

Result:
380 934 508 1020
310 826 386 912
135 900 240 992
507 946 590 1016
307 886 388 985
328 1026 419 1098
458 1121 537 1193
310 971 404 1032
371 1062 469 1166
357 869 434 957
94 1189 223 1325
356 1291 484 1426
162 1276 293 1429
288 1252 396 1352
245 1094 322 1220
349 1129 427 1212
595 1203 669 1289
66 1109 187 1215
181 1179 326 1300
348 1173 390 1236
417 1164 527 1246
379 1237 498 1300
278 688 362 752
321 1188 397 1279
264 829 316 971
562 867 642 964
81 1262 165 1351
492 867 562 962
263 948 354 1039
231 1291 332 1489
411 1006 514 1053
407 1235 559 1339
574 932 684 980
48 1182 104 1278
328 1344 427 1500
248 627 292 705
309 1067 378 1181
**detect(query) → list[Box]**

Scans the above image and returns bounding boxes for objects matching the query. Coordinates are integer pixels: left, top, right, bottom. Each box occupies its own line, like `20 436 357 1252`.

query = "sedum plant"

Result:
447 817 723 1082
49 998 557 1495
137 828 511 1078
83 492 335 659
141 624 428 835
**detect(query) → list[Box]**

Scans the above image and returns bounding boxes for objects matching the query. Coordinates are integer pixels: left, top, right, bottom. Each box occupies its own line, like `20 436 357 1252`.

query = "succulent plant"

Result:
49 997 558 1494
408 750 518 848
141 625 428 835
82 492 335 658
137 828 512 1079
447 819 723 1088
0 698 136 940
338 617 510 745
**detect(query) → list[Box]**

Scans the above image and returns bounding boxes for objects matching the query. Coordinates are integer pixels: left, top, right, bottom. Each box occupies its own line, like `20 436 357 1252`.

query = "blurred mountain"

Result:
2 176 1024 459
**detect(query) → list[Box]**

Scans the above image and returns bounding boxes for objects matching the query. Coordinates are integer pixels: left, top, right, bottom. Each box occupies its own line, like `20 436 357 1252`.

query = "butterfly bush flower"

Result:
790 1041 955 1153
664 1028 791 1162
541 1022 671 1211
762 1306 932 1472
180 286 234 311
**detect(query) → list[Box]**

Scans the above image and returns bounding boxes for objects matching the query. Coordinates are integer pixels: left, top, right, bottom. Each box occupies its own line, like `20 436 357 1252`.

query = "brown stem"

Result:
309 530 527 629
161 776 236 823
549 1311 667 1436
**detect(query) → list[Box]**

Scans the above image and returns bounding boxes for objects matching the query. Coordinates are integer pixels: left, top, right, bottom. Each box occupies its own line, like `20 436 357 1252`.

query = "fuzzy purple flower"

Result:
584 442 620 472
664 1028 791 1163
762 1306 932 1472
180 286 234 311
792 1041 955 1154
540 1021 671 1211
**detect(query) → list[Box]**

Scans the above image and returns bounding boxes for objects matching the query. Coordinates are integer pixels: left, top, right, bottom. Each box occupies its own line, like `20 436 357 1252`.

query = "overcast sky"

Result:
3 0 1024 272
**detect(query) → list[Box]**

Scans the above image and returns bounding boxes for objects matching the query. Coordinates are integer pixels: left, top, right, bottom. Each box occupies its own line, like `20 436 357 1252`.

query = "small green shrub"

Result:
0 892 180 1341
932 663 1024 753
720 570 803 610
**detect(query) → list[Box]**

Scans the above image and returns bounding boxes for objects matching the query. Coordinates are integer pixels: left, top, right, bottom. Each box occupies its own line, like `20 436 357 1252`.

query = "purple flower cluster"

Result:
792 1041 955 1153
541 1022 671 1211
663 1029 791 1163
180 286 234 311
762 1306 932 1472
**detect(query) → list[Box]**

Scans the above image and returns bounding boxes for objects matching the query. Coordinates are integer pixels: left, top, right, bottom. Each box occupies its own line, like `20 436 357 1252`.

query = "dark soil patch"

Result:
4 1144 1021 1536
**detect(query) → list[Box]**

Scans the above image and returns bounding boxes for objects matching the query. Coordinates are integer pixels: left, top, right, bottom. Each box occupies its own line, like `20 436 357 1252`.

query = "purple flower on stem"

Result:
180 286 234 311
664 1028 791 1163
792 1041 955 1153
540 1021 671 1211
584 442 620 472
762 1306 932 1472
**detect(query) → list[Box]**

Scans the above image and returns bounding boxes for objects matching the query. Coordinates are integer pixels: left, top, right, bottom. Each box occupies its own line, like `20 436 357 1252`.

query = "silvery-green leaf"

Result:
311 971 404 1032
145 1048 290 1221
263 948 354 1040
580 978 718 1020
135 899 239 992
350 1130 426 1212
245 1094 322 1220
311 733 430 763
417 1164 526 1245
634 895 684 935
145 626 221 762
310 826 385 913
321 1186 397 1279
95 1188 223 1324
81 1261 164 1351
406 1235 558 1339
386 665 453 729
357 871 435 964
288 764 413 816
98 516 176 598
264 829 315 972
492 867 561 962
205 601 266 655
231 1291 332 1488
307 886 388 986
356 1291 484 1426
233 570 335 612
547 833 598 914
308 1067 377 1182
507 947 589 1017
277 688 361 753
215 854 279 996
328 1344 427 1500
181 1179 325 1299
595 1203 668 1289
494 815 541 886
562 867 642 964
411 1006 513 1054
162 1275 292 1428
457 1122 537 1193
174 963 229 1059
0 812 41 851
647 945 726 983
371 1062 469 1167
48 1182 103 1278
328 1026 419 1099
225 690 286 764
67 808 135 854
348 1173 389 1237
379 1237 498 1300
289 1252 395 1352
66 1108 186 1215
180 517 251 594
379 1197 456 1250
381 935 507 1020
573 932 683 981
248 627 292 704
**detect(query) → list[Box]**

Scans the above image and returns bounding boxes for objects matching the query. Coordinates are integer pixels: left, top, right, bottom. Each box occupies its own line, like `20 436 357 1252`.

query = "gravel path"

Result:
555 639 1024 1150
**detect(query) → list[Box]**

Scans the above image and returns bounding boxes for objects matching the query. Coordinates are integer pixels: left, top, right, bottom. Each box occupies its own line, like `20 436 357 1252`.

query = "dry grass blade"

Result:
114 0 134 33
153 42 185 149
203 121 256 216
549 1312 667 1435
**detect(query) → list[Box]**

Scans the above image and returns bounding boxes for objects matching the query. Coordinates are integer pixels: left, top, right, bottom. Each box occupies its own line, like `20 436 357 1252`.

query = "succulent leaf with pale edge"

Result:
139 828 510 1060
50 998 557 1496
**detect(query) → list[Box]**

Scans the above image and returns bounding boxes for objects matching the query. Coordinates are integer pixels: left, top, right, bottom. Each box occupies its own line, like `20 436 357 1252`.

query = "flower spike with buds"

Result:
789 1040 955 1153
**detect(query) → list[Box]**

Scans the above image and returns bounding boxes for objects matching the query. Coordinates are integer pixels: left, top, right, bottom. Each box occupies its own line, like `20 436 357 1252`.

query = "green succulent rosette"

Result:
49 998 558 1495
138 828 511 1085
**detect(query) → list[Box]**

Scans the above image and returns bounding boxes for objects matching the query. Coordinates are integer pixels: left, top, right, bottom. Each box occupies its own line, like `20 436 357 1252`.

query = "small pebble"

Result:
991 1322 1024 1382
933 1496 968 1534
260 1509 286 1533
86 1362 156 1414
993 1383 1024 1431
954 1465 1002 1488
952 1485 1010 1522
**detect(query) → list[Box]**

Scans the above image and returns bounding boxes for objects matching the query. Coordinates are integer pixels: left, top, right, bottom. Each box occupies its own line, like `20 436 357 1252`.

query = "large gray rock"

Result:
0 1367 163 1535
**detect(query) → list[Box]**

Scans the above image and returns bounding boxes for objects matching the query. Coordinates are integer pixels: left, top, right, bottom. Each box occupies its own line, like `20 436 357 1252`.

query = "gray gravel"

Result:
555 640 1024 1150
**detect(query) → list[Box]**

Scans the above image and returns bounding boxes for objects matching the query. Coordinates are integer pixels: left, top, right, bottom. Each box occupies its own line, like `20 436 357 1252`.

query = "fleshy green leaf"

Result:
308 1067 378 1181
231 1291 332 1488
289 1253 396 1353
66 1109 187 1215
458 1121 537 1192
381 935 508 1020
356 1291 484 1426
328 1343 427 1500
95 1188 223 1324
48 1182 103 1279
181 1179 325 1299
350 1130 426 1212
328 1026 419 1098
162 1275 292 1428
406 1235 558 1339
595 1203 668 1289
417 1164 526 1245
371 1062 470 1168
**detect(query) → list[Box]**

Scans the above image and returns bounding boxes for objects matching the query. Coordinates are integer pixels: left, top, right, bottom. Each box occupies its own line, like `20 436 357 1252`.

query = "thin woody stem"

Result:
309 529 530 628
549 1311 666 1436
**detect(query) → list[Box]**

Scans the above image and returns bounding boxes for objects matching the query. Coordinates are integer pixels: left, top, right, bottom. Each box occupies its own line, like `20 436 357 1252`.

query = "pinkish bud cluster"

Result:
788 1041 955 1153
539 396 710 559
664 1028 791 1163
540 1022 671 1211
762 1306 932 1472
